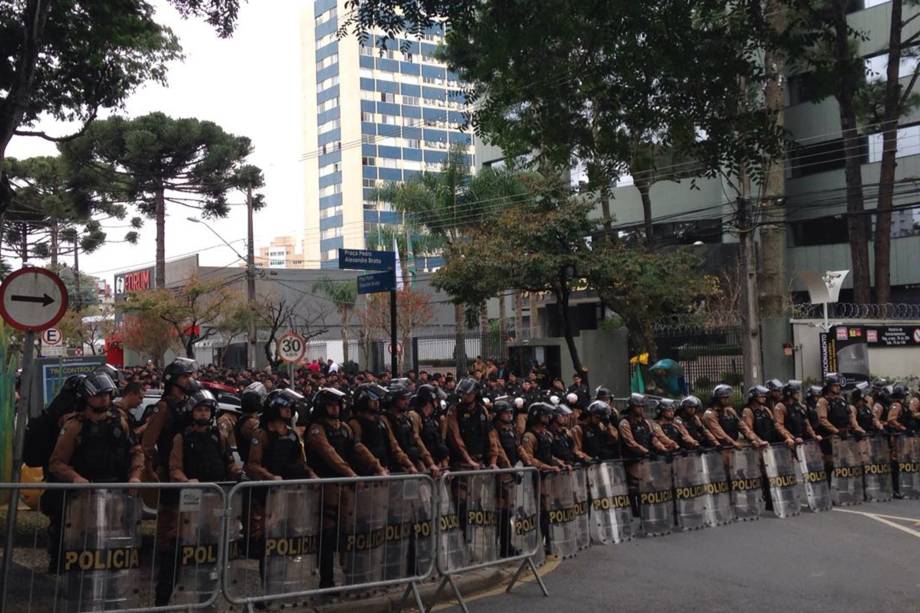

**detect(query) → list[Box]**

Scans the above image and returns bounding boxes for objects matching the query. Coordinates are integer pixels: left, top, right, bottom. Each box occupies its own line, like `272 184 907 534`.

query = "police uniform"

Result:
348 413 414 474
581 421 620 460
774 399 820 442
386 410 436 472
675 413 718 449
654 417 696 450
49 410 143 484
234 413 260 465
246 426 315 480
141 395 188 482
418 411 450 469
446 402 499 469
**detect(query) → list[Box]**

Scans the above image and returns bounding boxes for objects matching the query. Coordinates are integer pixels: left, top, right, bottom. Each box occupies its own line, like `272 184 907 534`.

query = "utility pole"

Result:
246 185 258 369
738 173 763 389
759 0 792 379
73 238 81 312
390 289 398 377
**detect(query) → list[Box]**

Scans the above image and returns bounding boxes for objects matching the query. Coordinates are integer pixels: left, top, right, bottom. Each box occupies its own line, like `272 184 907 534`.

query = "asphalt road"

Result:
472 500 920 613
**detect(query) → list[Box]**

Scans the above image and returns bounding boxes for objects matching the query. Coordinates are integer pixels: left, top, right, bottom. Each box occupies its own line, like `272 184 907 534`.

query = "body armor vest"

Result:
235 414 258 463
888 402 915 431
263 429 308 479
659 420 682 446
550 429 576 463
183 428 227 482
389 413 422 465
784 403 809 439
71 412 131 483
496 424 519 465
752 406 777 442
827 397 850 431
459 405 490 459
155 396 185 469
420 414 449 462
357 415 392 468
718 409 740 441
625 416 652 458
677 415 706 448
805 404 820 432
855 405 877 433
583 424 618 459
531 430 555 465
308 421 355 477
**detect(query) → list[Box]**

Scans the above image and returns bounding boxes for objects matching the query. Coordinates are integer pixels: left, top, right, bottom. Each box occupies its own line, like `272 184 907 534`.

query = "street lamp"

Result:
187 216 258 369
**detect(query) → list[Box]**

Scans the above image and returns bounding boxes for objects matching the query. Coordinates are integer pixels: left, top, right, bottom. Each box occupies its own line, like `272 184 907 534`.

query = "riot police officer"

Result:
157 389 241 606
816 373 862 443
491 398 522 467
676 396 719 449
520 403 563 472
618 393 672 458
804 385 823 435
234 381 266 465
246 389 315 481
774 381 821 444
446 378 498 470
851 386 884 435
764 379 784 410
581 400 620 460
702 385 763 449
549 405 589 466
743 386 789 448
385 380 439 476
654 398 694 450
306 387 382 588
884 384 916 433
413 384 450 472
142 358 198 482
348 383 416 474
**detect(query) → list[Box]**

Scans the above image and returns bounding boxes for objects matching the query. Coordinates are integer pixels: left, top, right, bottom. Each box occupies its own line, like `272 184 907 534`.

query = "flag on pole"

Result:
393 234 404 290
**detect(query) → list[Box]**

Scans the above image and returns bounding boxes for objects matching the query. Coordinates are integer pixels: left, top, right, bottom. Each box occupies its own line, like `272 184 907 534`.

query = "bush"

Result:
720 371 744 387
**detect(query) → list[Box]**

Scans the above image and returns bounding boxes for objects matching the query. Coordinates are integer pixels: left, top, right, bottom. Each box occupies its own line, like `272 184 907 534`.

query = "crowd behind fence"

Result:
1 436 919 612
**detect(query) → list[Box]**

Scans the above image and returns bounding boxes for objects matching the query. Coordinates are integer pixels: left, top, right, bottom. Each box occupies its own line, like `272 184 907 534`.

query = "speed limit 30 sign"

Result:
276 331 306 363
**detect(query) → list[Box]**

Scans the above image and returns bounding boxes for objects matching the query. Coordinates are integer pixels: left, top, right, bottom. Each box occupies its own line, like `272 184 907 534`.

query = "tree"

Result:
213 300 255 366
119 276 244 359
57 303 115 355
122 312 177 366
61 113 256 288
375 148 526 375
0 0 240 216
361 289 434 373
253 291 330 369
312 278 357 365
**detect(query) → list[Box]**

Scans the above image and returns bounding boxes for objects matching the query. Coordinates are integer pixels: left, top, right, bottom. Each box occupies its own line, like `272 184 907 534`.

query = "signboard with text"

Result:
357 271 396 294
114 266 155 296
338 249 395 271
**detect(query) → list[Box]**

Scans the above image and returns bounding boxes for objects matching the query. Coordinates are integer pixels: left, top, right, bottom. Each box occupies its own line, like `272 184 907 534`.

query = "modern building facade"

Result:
254 235 309 269
606 0 920 301
301 0 474 269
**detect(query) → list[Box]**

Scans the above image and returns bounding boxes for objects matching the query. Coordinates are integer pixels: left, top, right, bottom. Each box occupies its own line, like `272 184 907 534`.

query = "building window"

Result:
405 138 421 148
320 141 341 155
318 118 340 134
317 32 337 47
402 95 419 106
362 134 376 144
319 183 342 197
791 215 849 246
320 206 342 219
382 114 400 125
361 111 375 122
317 75 339 93
319 162 341 177
380 91 396 103
318 97 339 112
315 7 336 25
317 54 338 71
360 44 373 56
362 156 376 166
321 227 343 240
868 124 920 163
324 249 338 261
363 178 377 188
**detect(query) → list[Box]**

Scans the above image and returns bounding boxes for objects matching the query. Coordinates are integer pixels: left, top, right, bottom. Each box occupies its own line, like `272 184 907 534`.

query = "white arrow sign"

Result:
0 267 68 331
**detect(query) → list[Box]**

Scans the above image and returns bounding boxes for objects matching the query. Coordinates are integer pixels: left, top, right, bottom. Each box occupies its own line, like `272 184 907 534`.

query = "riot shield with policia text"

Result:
728 446 763 521
762 444 801 519
861 435 892 503
261 483 322 596
637 457 674 536
672 451 708 531
543 470 578 558
586 461 634 544
895 435 920 499
571 467 591 550
171 487 227 607
831 436 864 506
795 440 831 512
700 450 734 526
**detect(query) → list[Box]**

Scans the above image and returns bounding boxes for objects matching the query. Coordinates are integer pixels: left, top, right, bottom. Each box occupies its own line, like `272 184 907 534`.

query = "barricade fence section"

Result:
2 440 919 612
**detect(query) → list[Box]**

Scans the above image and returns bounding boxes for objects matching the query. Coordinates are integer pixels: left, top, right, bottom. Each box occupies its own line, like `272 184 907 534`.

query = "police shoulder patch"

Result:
251 437 260 446
308 426 323 438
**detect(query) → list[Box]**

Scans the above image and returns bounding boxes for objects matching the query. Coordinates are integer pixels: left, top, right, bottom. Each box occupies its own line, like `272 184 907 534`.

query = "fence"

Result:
2 437 918 612
791 302 920 321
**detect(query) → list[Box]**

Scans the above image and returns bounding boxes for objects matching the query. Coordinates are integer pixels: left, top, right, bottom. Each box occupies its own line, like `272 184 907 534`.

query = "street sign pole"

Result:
390 290 398 377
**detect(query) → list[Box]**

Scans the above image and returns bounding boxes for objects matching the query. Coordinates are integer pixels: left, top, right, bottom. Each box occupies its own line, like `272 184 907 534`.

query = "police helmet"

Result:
94 364 124 387
889 384 908 400
63 373 87 392
805 385 823 402
163 358 197 389
680 395 702 411
627 393 646 408
492 397 513 416
415 384 438 405
712 384 734 400
783 380 803 397
656 398 676 417
241 382 268 413
849 387 865 404
594 386 611 401
565 392 579 406
79 373 117 399
747 385 769 403
526 402 554 423
765 378 784 392
824 372 844 387
456 377 478 396
871 378 890 393
265 388 304 412
587 400 612 420
388 379 412 399
313 387 346 411
353 383 388 412
188 389 218 412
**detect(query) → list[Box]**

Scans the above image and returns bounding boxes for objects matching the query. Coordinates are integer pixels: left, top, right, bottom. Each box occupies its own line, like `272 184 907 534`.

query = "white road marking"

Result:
833 508 920 539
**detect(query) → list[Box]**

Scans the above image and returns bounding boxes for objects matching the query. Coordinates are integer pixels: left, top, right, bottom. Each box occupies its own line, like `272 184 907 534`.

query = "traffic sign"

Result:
0 267 68 331
41 328 62 346
276 331 306 363
357 271 396 294
385 341 403 356
338 248 395 271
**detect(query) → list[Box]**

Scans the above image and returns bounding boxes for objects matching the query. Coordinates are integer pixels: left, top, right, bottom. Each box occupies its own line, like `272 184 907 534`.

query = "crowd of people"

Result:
23 357 920 603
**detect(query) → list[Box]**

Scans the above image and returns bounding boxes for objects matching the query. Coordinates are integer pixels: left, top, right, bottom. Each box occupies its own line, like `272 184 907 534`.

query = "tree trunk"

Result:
453 301 467 377
73 240 81 311
50 222 59 269
498 291 506 358
832 2 872 303
528 292 540 339
636 179 654 245
20 222 28 262
599 186 613 238
555 280 583 375
479 302 488 358
155 188 166 288
341 305 350 364
873 0 904 305
513 291 524 341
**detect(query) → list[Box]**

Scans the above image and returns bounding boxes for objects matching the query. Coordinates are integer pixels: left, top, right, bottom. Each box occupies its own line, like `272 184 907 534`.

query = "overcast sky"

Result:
8 0 311 285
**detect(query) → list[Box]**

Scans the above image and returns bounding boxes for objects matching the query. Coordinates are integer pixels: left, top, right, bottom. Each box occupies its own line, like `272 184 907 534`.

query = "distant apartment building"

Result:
255 235 309 269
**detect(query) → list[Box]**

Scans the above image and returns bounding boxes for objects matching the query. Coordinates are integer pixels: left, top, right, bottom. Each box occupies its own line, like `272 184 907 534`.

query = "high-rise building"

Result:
301 0 474 269
254 235 309 269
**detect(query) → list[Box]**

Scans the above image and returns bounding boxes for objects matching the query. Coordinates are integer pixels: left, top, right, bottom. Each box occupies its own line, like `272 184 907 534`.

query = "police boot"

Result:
319 528 338 589
154 550 178 607
499 509 519 557
892 461 904 499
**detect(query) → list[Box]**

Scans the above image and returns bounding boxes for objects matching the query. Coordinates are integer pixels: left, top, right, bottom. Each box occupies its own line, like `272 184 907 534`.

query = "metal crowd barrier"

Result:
222 473 436 612
429 466 547 613
0 481 227 613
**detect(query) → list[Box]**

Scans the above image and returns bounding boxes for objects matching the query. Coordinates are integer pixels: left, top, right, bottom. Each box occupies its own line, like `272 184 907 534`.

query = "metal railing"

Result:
791 302 920 321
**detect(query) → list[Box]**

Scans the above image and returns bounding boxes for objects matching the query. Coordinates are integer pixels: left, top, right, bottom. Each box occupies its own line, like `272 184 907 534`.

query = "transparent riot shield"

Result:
172 488 225 606
862 436 893 502
831 437 864 506
436 478 469 573
261 483 321 596
762 445 801 519
571 467 591 550
586 461 633 544
543 471 578 557
342 481 388 586
509 470 540 556
463 472 499 565
382 479 414 580
59 489 142 613
795 440 832 512
223 487 247 599
728 447 763 521
410 478 436 577
895 435 920 499
637 458 674 536
672 452 708 531
700 450 734 526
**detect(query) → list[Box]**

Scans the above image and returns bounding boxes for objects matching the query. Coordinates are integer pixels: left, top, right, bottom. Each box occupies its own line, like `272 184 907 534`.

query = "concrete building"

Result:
301 0 474 269
254 235 309 269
